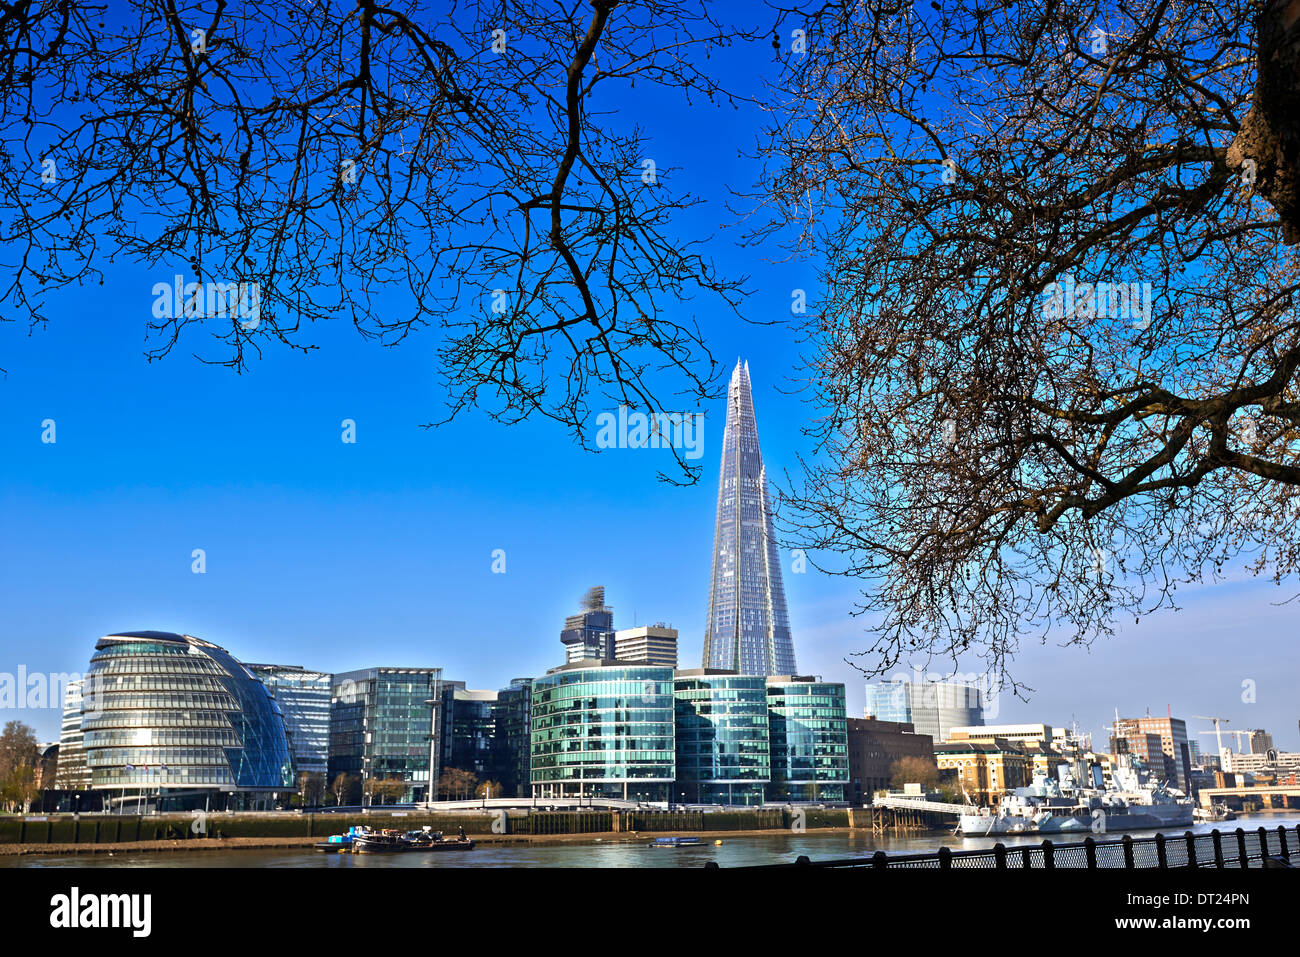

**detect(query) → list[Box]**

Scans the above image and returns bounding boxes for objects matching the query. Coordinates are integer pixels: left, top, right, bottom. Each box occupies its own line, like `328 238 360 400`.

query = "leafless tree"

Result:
752 0 1300 686
0 0 761 481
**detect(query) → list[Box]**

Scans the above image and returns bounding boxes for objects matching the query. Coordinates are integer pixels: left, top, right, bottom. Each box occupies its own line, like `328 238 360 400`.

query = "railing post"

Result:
994 842 1007 870
1258 826 1270 865
1122 834 1135 869
1021 846 1032 869
1155 832 1168 869
872 850 887 870
1042 839 1055 870
1236 828 1248 867
1279 825 1290 862
1084 836 1097 870
1212 829 1225 868
1185 831 1197 868
937 846 952 870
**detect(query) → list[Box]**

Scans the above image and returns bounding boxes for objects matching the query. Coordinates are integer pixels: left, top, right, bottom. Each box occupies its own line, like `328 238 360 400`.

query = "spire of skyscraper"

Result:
702 359 797 675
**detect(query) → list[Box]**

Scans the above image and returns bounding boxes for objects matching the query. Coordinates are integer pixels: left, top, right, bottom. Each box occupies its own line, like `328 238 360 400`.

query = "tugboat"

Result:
314 824 370 852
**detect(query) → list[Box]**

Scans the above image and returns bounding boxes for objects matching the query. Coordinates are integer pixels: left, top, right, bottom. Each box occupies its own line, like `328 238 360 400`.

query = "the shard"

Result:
702 359 798 675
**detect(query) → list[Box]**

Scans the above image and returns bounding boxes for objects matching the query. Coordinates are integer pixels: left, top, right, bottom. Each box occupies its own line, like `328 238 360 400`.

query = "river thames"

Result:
6 814 1298 868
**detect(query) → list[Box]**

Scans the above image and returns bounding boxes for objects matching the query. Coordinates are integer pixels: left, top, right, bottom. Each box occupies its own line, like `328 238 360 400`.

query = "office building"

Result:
1112 714 1192 791
492 678 533 797
949 723 1053 746
441 686 498 780
328 667 442 803
845 718 935 804
766 676 849 802
530 661 676 801
865 678 986 743
702 360 797 675
53 678 91 790
1248 730 1275 754
674 671 770 805
246 664 332 778
77 631 295 809
560 586 615 663
613 624 679 667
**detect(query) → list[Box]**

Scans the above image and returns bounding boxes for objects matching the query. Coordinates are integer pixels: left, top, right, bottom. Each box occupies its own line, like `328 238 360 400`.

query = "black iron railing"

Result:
705 824 1299 869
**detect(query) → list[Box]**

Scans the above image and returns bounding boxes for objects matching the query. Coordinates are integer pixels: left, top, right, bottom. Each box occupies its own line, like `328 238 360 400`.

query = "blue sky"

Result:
1 10 1295 752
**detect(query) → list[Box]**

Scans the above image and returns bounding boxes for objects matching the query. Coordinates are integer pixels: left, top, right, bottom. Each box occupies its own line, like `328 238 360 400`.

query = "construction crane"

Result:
1193 715 1230 759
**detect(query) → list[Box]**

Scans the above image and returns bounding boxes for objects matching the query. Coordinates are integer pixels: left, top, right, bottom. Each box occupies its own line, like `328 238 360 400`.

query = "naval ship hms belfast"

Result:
958 755 1194 836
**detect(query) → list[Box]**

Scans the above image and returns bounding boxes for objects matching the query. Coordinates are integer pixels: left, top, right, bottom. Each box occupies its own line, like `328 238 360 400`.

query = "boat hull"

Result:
959 805 1194 836
353 837 475 853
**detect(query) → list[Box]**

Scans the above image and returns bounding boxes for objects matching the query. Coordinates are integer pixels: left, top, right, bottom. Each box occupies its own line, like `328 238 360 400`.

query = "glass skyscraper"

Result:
702 359 797 675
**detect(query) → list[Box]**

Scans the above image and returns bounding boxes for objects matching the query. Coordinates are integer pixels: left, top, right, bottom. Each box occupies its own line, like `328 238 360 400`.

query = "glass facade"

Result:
492 678 533 797
441 687 498 779
864 679 985 742
247 664 332 777
77 632 294 805
766 678 849 802
53 678 91 789
674 673 770 805
530 664 675 800
703 360 797 675
329 667 441 802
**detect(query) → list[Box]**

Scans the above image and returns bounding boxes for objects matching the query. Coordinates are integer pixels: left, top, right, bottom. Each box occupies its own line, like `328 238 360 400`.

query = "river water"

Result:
7 814 1298 868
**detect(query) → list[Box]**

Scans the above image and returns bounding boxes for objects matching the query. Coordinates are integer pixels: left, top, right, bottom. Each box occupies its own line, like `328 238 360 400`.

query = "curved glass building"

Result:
766 677 849 802
79 631 295 809
530 662 675 801
674 671 770 805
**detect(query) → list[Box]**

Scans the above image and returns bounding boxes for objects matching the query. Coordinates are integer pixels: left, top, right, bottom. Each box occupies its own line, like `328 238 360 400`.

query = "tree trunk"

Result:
1229 0 1300 243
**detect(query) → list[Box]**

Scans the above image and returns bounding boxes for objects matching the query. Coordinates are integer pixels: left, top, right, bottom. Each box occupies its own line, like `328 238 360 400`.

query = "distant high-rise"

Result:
560 586 614 663
613 624 679 667
865 678 985 743
702 360 797 675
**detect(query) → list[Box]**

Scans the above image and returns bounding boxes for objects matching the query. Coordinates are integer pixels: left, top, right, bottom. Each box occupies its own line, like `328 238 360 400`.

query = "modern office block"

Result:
492 678 534 797
246 664 332 778
673 671 770 805
328 666 442 803
53 678 91 790
865 678 986 743
765 676 849 802
530 661 676 801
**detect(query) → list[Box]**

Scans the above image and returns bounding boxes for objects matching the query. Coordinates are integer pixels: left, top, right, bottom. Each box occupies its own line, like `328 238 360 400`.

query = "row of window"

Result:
81 709 233 730
93 767 236 785
87 747 234 767
83 729 240 748
91 693 238 710
87 656 225 676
